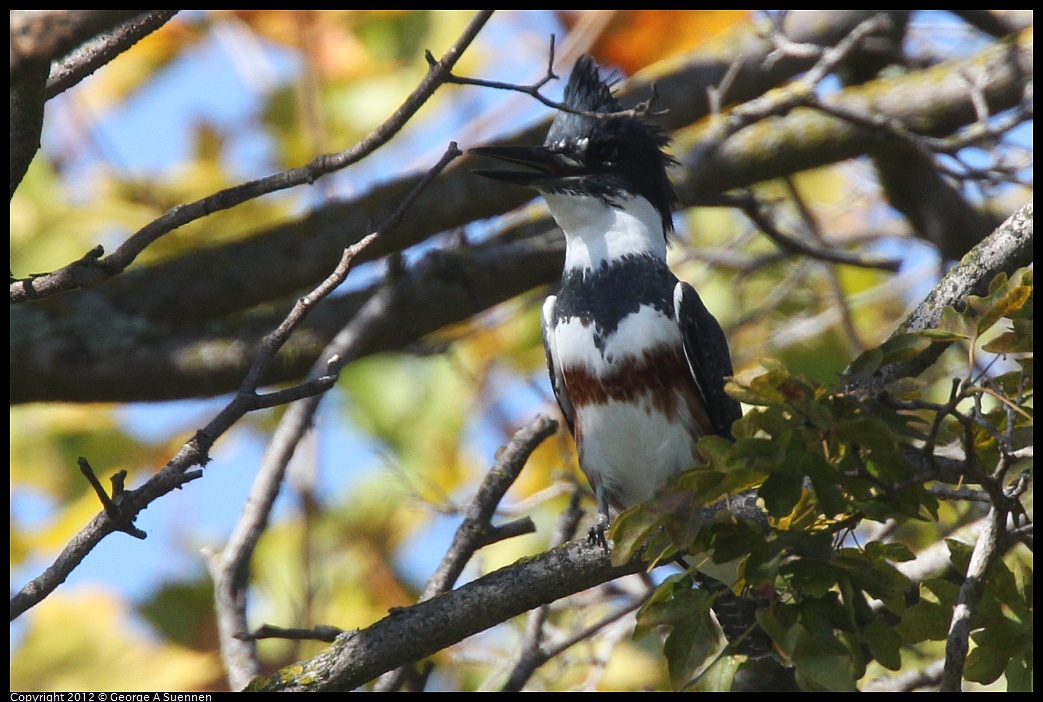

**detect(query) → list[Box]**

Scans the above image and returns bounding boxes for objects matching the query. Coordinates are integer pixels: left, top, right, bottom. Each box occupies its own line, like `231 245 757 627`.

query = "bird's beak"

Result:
470 144 585 189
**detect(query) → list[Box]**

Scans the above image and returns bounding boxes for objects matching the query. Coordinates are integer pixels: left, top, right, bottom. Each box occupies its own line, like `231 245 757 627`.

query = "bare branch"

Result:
10 10 148 78
77 458 146 539
10 10 493 303
736 193 902 271
700 14 896 147
201 143 462 689
941 505 1005 691
241 623 344 644
252 541 646 692
10 144 463 625
45 10 179 97
679 27 1033 196
439 34 664 122
374 414 559 691
847 200 1032 393
502 572 651 691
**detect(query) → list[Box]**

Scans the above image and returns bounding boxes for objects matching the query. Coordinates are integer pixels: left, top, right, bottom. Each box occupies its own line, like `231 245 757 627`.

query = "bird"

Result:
472 56 742 549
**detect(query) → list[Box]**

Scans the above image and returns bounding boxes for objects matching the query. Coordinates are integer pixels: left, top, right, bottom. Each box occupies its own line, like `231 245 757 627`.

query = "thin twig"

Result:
737 194 902 272
436 33 664 122
783 177 870 351
206 143 463 690
702 14 894 146
501 590 652 692
374 414 559 692
10 10 494 303
501 489 585 692
77 458 146 539
240 623 344 643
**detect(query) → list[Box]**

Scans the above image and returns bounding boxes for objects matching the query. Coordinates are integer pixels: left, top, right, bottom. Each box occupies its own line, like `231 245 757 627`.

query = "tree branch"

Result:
10 144 462 623
941 505 1005 691
10 10 494 303
10 10 149 79
250 540 645 692
44 10 179 97
847 200 1032 393
374 414 558 691
678 26 1032 195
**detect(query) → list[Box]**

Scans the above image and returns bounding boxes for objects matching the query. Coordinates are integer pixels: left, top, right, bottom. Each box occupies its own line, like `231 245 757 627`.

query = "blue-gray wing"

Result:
674 282 742 438
541 295 575 436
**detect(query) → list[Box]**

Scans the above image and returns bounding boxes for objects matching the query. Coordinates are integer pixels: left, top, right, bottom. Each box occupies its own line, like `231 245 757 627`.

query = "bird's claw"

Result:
587 515 610 552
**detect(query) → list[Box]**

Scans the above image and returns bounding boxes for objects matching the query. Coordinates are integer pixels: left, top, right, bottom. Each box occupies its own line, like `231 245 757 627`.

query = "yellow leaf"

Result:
11 590 220 691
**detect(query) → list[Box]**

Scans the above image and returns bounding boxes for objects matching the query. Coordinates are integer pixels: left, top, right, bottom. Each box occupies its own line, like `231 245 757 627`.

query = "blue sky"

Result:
11 10 1032 650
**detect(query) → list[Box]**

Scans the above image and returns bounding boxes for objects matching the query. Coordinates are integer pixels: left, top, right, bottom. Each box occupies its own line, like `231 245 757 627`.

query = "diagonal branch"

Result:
10 144 462 623
846 200 1032 393
374 414 558 691
10 10 149 78
251 540 645 692
45 10 179 97
10 10 494 303
940 505 1005 691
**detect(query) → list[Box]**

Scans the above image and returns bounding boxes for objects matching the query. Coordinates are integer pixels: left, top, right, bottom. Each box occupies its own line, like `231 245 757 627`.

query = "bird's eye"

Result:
591 142 619 165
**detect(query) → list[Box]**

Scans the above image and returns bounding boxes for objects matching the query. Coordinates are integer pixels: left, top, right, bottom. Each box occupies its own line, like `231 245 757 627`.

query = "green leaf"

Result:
1005 650 1033 692
635 573 698 636
863 619 902 671
973 267 1033 335
964 618 1025 685
609 502 669 566
787 560 840 598
872 332 937 368
759 470 804 519
684 653 742 692
864 541 916 563
845 347 882 379
792 624 858 691
895 579 959 643
642 586 725 690
937 303 978 339
982 318 1033 354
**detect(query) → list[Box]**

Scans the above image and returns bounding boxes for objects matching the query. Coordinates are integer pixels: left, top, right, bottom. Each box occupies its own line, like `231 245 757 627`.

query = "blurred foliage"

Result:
9 9 1032 693
10 589 222 691
560 10 750 75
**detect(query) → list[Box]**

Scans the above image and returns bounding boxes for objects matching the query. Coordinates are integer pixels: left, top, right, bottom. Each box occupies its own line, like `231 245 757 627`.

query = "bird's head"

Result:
472 56 678 236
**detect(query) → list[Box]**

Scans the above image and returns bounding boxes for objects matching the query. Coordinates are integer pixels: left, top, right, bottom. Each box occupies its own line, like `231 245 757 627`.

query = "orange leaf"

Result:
559 10 750 75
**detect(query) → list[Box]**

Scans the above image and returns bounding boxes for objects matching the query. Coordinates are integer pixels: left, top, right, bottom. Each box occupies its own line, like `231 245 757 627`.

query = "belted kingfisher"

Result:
473 56 742 547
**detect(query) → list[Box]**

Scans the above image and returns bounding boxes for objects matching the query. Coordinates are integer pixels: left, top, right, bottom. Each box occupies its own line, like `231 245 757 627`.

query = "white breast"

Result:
549 304 701 510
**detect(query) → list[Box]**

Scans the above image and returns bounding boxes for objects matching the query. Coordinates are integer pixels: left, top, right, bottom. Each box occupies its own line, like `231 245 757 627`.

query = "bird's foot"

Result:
587 514 611 552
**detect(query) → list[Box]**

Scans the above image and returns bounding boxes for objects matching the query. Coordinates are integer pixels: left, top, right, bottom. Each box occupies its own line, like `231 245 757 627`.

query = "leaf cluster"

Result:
612 268 1032 690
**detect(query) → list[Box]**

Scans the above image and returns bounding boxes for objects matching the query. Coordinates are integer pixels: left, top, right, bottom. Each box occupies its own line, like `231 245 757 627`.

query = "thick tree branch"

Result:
848 200 1032 393
941 505 1006 691
45 10 179 97
249 540 645 692
10 10 148 79
374 414 558 692
10 27 1032 404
